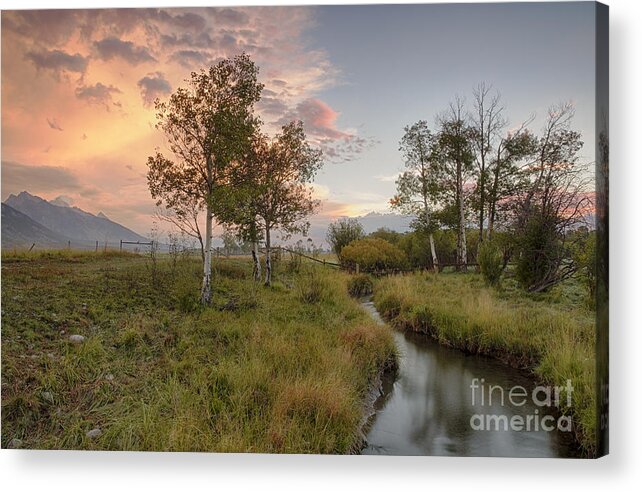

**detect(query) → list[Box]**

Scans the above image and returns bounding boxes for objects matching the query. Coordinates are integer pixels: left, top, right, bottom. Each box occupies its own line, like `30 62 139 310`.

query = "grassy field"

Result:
373 272 596 455
1 250 396 452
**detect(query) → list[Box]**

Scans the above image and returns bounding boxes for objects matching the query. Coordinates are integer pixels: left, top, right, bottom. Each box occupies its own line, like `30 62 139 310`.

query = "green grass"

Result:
1 251 396 452
373 272 596 455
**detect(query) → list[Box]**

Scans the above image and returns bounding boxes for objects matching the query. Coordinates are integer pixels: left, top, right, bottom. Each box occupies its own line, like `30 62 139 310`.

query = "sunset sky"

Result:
1 2 597 243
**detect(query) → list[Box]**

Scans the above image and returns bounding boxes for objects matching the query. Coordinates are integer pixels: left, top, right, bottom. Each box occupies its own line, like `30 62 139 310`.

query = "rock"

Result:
8 438 23 449
69 334 85 344
105 374 114 381
86 428 102 439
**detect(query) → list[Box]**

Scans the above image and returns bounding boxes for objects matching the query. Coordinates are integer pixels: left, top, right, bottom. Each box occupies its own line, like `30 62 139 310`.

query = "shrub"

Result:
571 231 597 308
516 213 562 291
339 238 408 273
478 239 504 286
347 274 374 298
326 218 364 256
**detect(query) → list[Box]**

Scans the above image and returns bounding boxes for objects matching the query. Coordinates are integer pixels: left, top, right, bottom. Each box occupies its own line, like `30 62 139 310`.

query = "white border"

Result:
2 0 641 490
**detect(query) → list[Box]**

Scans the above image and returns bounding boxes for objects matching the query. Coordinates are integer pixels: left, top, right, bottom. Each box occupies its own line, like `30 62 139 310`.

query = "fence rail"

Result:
120 240 154 252
275 246 341 267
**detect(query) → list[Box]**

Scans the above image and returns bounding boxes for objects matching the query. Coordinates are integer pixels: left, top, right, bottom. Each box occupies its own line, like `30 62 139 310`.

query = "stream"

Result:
360 299 578 457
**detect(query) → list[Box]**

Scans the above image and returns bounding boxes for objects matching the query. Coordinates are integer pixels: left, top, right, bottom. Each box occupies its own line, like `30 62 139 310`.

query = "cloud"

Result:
93 37 156 65
160 31 215 49
137 72 172 107
375 172 402 183
46 118 64 131
209 8 250 27
257 89 289 116
3 10 82 45
157 11 208 32
168 49 210 68
2 7 362 234
276 99 378 162
75 82 122 109
292 99 349 139
1 161 83 199
25 49 88 76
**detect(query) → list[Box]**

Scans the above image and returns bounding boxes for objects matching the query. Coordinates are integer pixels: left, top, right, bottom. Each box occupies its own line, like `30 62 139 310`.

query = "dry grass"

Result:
1 253 396 452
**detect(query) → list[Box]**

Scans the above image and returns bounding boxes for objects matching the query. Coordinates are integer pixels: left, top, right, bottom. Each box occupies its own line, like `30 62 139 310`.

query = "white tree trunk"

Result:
264 226 272 286
429 233 439 273
252 240 261 282
201 206 213 304
457 177 468 272
458 202 468 272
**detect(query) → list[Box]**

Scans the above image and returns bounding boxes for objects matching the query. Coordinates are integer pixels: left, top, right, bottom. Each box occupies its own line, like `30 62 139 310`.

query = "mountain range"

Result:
2 191 147 249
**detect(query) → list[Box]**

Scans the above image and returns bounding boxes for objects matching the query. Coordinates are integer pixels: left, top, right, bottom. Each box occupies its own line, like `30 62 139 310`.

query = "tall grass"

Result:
1 254 396 452
374 272 596 455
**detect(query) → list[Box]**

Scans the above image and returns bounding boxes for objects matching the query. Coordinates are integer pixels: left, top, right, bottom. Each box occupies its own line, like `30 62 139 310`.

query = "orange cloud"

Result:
1 7 348 234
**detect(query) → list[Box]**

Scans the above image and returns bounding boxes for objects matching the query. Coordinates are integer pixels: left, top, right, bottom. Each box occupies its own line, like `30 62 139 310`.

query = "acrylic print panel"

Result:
0 2 608 458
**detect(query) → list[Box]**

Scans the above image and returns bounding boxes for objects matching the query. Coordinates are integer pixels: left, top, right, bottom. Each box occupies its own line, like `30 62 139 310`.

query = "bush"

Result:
326 218 364 256
478 239 504 286
347 274 374 298
516 213 562 291
339 238 408 273
571 231 597 308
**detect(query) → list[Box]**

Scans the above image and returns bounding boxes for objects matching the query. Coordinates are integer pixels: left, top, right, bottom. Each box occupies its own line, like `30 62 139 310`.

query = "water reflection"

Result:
360 300 577 457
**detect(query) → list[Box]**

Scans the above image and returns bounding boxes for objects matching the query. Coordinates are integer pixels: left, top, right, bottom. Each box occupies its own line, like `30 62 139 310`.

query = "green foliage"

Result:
515 213 561 291
368 227 402 245
398 232 432 269
391 121 440 235
326 218 364 256
571 231 597 308
339 238 408 273
347 274 374 298
478 239 504 286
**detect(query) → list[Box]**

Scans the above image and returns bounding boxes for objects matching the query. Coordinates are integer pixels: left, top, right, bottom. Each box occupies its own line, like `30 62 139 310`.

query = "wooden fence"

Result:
260 246 483 276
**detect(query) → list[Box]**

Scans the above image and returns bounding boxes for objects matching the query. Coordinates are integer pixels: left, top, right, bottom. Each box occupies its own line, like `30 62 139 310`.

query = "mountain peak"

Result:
50 196 73 208
4 191 148 244
6 191 45 206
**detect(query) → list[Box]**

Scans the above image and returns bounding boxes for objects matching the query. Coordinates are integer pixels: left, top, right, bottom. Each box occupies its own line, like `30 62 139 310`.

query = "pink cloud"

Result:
274 98 378 162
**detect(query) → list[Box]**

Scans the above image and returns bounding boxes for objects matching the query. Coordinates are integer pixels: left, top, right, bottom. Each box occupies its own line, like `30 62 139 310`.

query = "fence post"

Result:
120 240 123 252
67 240 71 250
95 241 98 252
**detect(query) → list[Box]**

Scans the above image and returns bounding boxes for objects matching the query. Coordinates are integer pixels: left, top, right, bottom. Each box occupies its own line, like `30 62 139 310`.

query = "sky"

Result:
1 2 597 243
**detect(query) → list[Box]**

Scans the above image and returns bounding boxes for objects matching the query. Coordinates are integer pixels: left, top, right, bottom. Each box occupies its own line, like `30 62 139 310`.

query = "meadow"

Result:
1 250 396 452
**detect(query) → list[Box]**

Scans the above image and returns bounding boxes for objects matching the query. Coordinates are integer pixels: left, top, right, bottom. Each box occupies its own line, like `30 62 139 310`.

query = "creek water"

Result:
360 299 578 457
